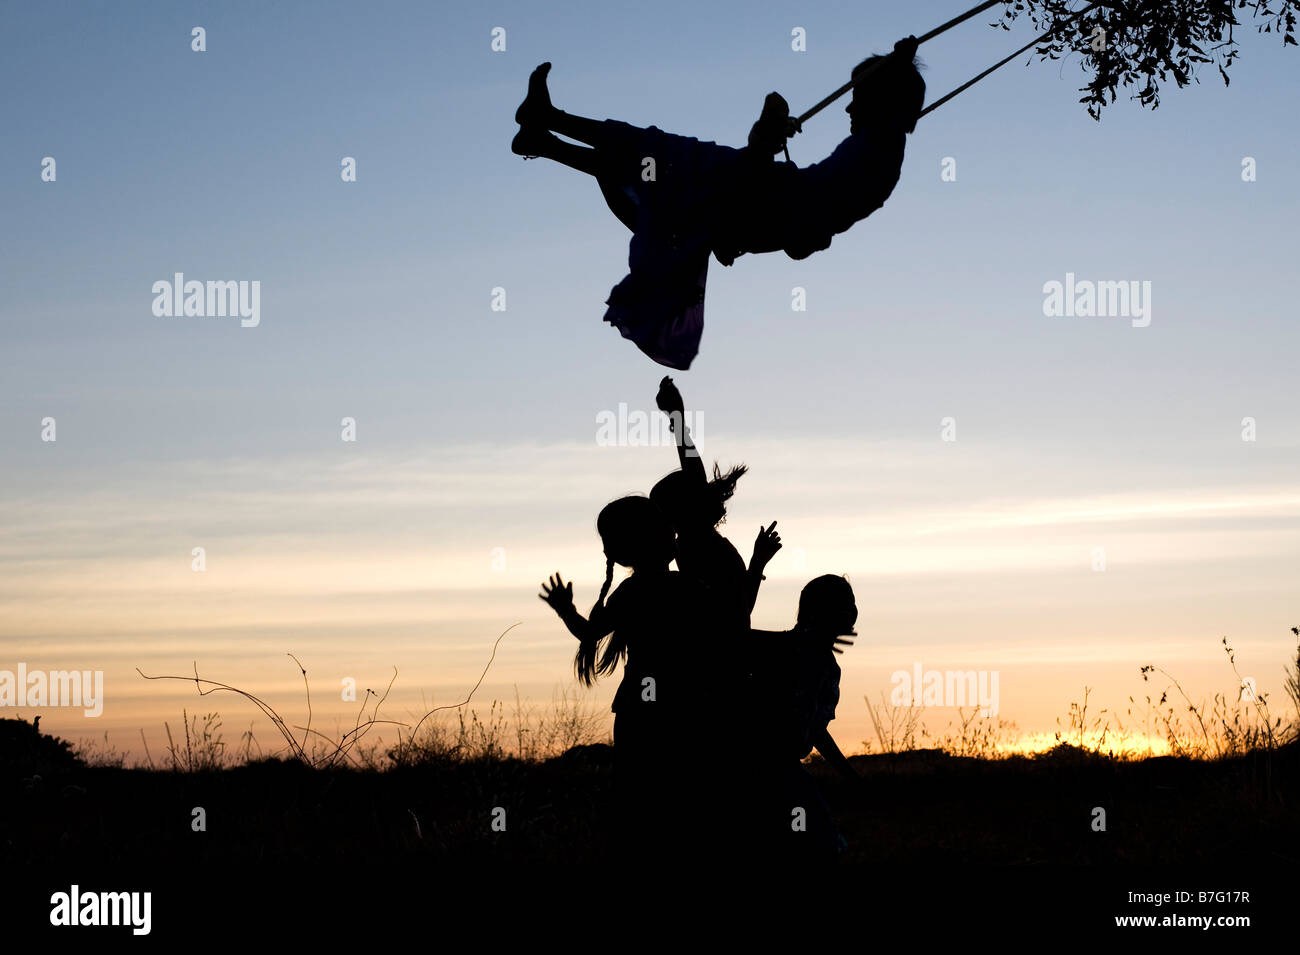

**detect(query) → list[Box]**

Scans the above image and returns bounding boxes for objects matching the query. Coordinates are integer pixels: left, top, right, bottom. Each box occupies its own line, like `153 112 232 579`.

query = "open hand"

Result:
752 521 783 568
538 573 574 615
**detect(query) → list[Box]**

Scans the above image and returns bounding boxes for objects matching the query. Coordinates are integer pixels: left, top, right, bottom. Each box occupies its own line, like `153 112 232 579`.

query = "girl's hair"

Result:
709 462 747 521
796 574 858 643
649 462 748 529
574 495 675 686
850 54 926 133
573 554 615 687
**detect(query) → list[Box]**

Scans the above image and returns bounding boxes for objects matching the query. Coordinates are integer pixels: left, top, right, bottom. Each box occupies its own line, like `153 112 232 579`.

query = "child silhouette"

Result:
650 375 781 629
539 495 731 854
511 38 924 368
743 574 862 861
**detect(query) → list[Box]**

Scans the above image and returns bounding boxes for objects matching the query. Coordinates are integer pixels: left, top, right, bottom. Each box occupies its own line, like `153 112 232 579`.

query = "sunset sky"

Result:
3 0 1298 761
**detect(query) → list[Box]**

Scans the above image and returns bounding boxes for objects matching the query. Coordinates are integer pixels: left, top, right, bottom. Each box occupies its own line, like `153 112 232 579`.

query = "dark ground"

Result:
2 717 1294 938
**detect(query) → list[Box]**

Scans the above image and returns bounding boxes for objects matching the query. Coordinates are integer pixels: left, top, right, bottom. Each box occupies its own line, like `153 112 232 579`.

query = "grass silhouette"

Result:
4 627 1297 873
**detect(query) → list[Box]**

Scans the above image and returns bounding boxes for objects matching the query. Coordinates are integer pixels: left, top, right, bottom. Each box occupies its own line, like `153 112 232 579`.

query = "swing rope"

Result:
919 2 1102 118
795 0 1004 126
794 0 1101 127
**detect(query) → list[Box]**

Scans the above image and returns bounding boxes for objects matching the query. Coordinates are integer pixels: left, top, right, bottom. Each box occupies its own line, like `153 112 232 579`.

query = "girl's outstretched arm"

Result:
539 573 611 642
745 521 782 613
656 376 708 487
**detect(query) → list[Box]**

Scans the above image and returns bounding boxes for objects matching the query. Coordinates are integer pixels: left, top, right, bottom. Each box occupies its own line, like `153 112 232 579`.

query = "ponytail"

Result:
709 462 749 526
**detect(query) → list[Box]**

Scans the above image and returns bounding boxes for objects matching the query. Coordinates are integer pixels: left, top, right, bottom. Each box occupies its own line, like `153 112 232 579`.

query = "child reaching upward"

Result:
511 38 924 369
650 376 781 629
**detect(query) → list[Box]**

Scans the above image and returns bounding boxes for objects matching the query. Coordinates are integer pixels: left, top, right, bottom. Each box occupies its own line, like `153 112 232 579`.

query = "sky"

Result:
2 0 1298 761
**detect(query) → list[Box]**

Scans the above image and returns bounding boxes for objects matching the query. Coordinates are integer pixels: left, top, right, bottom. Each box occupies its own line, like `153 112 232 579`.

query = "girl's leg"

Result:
511 128 600 174
548 110 612 149
514 64 670 230
548 138 600 173
516 62 615 150
512 125 638 229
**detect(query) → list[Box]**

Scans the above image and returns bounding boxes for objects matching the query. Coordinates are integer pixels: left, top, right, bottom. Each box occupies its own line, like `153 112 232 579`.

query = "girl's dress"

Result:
593 119 908 369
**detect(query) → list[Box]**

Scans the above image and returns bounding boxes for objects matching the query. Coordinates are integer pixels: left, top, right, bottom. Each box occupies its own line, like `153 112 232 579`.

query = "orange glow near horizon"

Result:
4 440 1297 765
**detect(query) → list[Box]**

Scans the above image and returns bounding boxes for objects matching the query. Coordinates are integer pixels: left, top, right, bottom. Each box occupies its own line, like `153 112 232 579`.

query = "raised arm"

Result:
539 573 612 642
745 521 782 614
655 376 708 486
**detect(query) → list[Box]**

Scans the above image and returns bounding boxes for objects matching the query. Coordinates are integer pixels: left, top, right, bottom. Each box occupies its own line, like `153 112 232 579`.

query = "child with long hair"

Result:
539 494 731 854
651 375 781 629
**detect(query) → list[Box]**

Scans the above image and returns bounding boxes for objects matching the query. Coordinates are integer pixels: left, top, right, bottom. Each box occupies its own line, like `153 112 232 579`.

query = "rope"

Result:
796 0 1003 126
795 0 1101 127
919 2 1102 118
917 0 1006 44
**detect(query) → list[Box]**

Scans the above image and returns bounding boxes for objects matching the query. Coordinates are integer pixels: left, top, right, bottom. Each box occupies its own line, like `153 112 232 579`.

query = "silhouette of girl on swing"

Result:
511 38 924 369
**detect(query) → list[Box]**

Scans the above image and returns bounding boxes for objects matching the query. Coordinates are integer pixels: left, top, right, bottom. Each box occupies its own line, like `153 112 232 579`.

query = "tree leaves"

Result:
998 1 1300 119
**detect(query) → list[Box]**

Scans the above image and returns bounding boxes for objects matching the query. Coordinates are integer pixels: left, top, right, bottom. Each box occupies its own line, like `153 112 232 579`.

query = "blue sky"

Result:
3 1 1298 756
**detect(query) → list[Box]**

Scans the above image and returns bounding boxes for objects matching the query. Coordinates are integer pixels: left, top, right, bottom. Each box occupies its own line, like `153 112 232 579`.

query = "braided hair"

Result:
573 497 674 686
574 555 616 687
